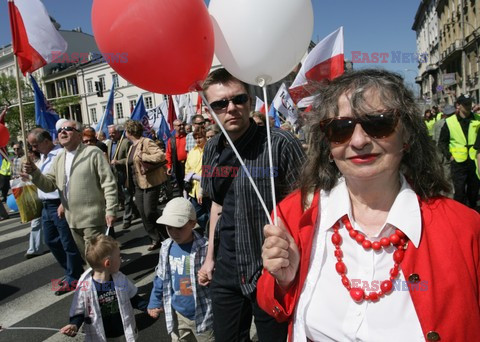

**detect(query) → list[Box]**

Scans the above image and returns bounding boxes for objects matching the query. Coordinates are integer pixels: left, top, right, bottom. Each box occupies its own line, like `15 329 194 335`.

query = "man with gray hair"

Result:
27 127 84 294
185 114 207 152
107 124 138 229
23 120 118 260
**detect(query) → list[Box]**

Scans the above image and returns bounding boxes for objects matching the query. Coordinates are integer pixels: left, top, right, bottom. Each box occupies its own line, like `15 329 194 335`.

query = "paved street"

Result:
0 209 170 341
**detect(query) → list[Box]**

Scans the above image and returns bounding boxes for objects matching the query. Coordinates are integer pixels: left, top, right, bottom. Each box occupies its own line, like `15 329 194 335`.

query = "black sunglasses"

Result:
209 94 249 111
319 112 399 144
57 126 79 134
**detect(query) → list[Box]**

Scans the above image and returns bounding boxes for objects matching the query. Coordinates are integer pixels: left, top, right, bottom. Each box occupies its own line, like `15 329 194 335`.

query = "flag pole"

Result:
97 111 107 138
13 54 27 149
112 134 125 161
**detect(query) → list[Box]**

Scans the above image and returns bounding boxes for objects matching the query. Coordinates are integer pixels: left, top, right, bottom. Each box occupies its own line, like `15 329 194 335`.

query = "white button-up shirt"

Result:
64 147 77 201
38 145 63 200
293 175 425 342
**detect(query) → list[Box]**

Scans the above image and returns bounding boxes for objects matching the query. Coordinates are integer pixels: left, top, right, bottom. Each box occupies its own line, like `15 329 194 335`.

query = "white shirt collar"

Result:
319 174 422 247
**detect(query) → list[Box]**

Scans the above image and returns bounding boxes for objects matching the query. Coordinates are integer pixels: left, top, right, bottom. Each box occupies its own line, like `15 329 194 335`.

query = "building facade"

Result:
412 0 440 105
414 0 480 105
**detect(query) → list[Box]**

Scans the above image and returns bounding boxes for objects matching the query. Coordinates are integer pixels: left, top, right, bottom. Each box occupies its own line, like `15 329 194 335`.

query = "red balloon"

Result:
0 123 10 147
92 0 214 95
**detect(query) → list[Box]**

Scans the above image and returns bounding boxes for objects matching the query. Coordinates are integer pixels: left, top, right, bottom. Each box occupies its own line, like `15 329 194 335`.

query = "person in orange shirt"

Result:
166 120 187 192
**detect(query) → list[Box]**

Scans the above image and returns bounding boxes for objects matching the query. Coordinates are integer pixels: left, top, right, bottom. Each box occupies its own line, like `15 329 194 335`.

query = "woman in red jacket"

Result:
258 69 480 341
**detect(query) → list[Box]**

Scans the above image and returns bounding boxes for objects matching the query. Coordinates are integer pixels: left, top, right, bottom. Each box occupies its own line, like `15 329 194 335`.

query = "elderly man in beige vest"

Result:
106 124 138 229
23 120 118 259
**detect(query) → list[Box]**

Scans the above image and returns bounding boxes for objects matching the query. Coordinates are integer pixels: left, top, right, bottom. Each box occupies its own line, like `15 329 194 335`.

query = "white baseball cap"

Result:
156 197 197 228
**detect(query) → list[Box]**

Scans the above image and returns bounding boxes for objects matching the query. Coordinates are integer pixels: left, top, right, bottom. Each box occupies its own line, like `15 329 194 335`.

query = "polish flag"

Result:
8 0 68 75
289 27 344 107
196 95 203 114
167 95 177 129
255 97 266 114
271 83 298 124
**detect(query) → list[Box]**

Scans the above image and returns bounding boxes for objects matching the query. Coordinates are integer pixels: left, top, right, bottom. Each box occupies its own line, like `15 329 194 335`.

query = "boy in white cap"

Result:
147 197 214 341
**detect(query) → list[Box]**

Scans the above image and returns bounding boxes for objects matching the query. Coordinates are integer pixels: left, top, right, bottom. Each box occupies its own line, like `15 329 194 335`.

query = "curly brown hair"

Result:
125 120 144 139
300 68 451 204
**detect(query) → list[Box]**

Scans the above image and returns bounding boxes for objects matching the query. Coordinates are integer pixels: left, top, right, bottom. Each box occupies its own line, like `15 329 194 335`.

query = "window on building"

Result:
145 96 153 109
116 103 124 119
102 106 107 116
129 99 137 112
90 107 97 122
87 80 93 93
99 76 106 90
57 80 67 96
69 78 78 95
112 74 119 88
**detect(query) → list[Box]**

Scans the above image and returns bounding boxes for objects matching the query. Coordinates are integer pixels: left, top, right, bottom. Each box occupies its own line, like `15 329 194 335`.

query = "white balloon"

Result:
209 0 314 86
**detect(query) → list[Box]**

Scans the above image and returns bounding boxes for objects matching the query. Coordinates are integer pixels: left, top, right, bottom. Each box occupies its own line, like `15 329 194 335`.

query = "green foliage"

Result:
0 75 81 143
52 92 81 117
0 74 35 142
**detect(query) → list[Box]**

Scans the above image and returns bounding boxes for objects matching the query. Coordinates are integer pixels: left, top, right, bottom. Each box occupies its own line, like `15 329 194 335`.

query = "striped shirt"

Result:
185 132 196 152
201 120 306 295
11 156 23 178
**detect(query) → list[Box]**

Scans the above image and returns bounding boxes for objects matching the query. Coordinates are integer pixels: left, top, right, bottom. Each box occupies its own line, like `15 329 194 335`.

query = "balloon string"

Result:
261 86 278 226
0 326 85 335
198 91 273 225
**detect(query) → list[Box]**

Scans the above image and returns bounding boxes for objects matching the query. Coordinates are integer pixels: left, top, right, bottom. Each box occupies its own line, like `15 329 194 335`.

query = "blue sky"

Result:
0 0 421 89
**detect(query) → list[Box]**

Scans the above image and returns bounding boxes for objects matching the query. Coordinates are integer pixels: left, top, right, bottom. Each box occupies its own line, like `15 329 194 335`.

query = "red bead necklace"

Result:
332 215 408 303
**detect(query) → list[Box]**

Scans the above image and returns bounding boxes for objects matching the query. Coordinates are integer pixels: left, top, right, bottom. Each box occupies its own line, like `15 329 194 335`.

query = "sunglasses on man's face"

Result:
209 93 249 111
57 126 79 134
319 112 399 144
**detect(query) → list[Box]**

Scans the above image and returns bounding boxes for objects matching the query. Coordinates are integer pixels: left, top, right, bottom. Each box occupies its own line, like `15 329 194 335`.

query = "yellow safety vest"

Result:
445 115 480 179
0 158 11 176
425 119 436 137
436 112 443 121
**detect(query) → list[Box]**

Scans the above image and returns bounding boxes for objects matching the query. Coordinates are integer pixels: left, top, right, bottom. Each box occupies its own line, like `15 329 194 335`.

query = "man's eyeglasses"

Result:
83 139 96 144
57 126 79 134
319 112 399 144
194 121 206 125
209 94 249 111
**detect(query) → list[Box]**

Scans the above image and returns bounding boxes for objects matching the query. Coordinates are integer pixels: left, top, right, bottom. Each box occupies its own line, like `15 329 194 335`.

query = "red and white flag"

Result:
271 83 298 124
255 97 266 114
167 95 177 129
8 0 68 75
196 95 203 114
289 27 344 107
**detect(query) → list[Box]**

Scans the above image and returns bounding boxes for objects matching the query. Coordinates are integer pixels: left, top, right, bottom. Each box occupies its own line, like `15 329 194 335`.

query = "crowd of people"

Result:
422 95 480 210
0 67 479 341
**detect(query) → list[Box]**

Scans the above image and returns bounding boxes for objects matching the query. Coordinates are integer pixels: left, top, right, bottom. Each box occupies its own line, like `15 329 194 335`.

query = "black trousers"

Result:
172 160 185 193
0 174 10 202
210 257 288 342
451 160 480 209
134 184 167 243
